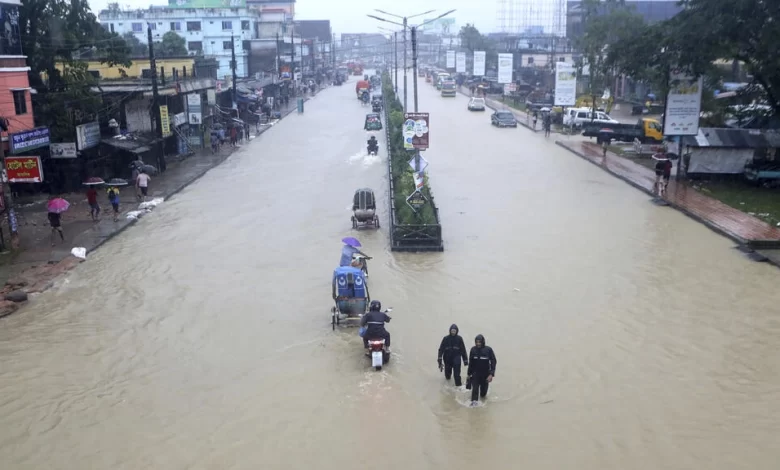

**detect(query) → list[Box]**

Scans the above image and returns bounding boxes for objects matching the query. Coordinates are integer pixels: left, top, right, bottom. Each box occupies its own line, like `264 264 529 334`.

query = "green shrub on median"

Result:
382 73 438 226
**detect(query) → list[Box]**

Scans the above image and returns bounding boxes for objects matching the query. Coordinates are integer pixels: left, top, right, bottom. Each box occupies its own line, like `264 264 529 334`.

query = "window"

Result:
188 41 203 52
141 69 152 79
148 23 156 30
110 23 115 33
88 71 100 79
132 22 143 32
186 21 201 31
222 21 232 30
241 20 250 30
223 40 232 50
171 22 181 31
12 90 26 115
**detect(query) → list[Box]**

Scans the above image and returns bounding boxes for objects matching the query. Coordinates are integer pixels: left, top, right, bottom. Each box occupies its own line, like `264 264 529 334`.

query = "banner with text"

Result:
497 53 513 84
554 62 577 106
9 127 50 154
6 156 43 183
50 143 77 158
76 122 100 150
402 113 430 150
472 51 486 76
664 71 703 136
455 52 466 73
160 105 172 137
446 50 455 69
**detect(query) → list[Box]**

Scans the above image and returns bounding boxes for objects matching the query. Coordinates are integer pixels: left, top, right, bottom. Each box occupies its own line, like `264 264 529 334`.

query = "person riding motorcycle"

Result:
361 300 391 352
367 136 379 154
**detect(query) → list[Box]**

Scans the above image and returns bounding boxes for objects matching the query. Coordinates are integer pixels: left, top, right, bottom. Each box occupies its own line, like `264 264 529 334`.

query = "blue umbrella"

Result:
342 237 361 247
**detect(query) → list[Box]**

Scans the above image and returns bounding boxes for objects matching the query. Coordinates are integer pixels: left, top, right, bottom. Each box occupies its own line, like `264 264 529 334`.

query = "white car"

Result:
468 97 486 111
563 107 619 128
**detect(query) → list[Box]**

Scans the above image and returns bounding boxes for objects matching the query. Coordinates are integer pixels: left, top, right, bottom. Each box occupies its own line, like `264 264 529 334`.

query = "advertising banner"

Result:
187 93 202 124
402 113 430 150
9 127 50 154
472 51 486 76
497 53 513 84
50 143 77 158
5 156 43 183
554 62 577 106
455 52 466 73
446 51 455 69
664 70 703 136
160 105 172 137
76 122 100 150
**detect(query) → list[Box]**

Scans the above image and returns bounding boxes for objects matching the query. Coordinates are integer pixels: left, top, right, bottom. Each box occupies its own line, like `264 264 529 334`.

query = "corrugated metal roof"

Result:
682 128 775 148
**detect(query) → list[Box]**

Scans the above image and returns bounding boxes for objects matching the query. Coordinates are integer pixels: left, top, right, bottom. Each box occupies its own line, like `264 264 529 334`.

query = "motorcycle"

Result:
367 144 379 156
362 308 393 370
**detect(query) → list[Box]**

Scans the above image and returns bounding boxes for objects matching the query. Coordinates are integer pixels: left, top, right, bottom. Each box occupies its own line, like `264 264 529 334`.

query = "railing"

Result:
383 96 444 252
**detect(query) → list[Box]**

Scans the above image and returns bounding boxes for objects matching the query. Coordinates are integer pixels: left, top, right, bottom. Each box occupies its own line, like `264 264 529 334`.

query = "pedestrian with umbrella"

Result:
106 178 128 222
46 196 69 246
340 237 371 276
84 177 104 221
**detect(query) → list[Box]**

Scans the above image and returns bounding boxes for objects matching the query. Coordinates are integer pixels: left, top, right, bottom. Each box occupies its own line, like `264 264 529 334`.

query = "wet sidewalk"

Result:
0 98 307 284
556 140 780 248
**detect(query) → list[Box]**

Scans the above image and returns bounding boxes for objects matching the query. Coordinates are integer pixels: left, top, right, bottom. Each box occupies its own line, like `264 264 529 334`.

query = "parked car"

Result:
468 97 486 111
491 110 517 127
563 107 620 128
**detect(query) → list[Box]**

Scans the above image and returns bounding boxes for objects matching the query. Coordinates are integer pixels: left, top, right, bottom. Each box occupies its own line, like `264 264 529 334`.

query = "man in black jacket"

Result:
467 334 497 406
438 324 468 386
361 300 391 352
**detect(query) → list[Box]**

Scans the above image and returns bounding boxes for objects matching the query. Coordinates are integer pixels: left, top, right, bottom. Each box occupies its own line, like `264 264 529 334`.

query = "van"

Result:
563 107 619 128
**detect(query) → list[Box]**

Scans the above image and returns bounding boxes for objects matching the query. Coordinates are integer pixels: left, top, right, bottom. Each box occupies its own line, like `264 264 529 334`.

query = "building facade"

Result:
566 0 683 39
0 0 35 152
98 4 257 79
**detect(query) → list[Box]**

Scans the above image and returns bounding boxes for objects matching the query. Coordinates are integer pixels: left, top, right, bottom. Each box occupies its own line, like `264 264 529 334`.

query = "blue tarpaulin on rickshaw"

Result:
333 266 367 298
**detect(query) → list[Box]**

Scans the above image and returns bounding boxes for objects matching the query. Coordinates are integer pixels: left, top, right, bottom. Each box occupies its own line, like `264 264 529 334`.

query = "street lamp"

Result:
378 26 400 94
367 9 434 110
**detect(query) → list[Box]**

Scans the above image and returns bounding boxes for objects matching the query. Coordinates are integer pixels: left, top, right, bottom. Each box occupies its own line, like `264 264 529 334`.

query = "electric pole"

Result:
276 32 281 79
148 24 165 172
411 26 419 112
402 17 407 110
230 35 237 108
291 26 295 86
394 32 398 95
0 117 18 250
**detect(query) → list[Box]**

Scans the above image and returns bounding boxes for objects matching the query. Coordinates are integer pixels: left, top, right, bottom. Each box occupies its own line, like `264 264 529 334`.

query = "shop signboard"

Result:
50 142 77 158
76 121 100 150
5 156 43 183
160 105 172 137
9 127 50 154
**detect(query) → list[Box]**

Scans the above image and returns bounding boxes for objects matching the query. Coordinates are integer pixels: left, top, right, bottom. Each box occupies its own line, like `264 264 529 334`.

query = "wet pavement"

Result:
0 74 779 470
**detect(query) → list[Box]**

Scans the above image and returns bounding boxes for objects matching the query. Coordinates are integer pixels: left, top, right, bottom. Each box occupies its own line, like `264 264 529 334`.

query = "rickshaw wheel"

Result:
332 312 335 330
374 216 380 228
352 217 357 229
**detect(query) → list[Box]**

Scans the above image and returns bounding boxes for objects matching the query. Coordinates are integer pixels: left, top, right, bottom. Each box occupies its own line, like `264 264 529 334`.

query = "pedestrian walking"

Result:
86 186 100 221
543 113 552 137
532 111 538 130
48 210 65 246
107 186 121 222
438 324 468 386
230 126 238 147
135 170 151 202
466 334 497 406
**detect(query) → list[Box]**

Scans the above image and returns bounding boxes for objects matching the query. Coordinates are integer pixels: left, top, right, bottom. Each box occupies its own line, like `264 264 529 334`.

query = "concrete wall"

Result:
125 97 153 133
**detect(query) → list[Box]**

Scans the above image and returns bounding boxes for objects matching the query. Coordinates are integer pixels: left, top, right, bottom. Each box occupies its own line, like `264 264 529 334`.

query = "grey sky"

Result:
89 0 496 35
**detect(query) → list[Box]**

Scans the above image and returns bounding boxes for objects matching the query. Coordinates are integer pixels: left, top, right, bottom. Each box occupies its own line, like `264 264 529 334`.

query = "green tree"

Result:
122 32 148 57
157 31 187 57
576 0 646 113
457 24 497 71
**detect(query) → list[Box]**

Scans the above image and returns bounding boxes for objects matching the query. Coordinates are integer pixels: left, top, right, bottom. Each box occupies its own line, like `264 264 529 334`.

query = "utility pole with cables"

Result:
148 23 165 172
230 35 237 108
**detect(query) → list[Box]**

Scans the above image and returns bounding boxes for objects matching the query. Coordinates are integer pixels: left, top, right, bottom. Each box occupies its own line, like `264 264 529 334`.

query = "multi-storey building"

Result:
0 0 35 153
98 2 258 79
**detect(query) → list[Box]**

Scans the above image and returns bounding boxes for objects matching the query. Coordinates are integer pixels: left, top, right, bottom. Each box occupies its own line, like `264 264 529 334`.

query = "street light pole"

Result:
411 26 419 113
402 17 407 110
394 32 398 95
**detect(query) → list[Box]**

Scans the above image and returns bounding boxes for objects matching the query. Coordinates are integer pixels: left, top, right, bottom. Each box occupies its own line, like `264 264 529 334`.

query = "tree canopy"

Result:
597 0 780 116
457 24 497 69
157 31 187 57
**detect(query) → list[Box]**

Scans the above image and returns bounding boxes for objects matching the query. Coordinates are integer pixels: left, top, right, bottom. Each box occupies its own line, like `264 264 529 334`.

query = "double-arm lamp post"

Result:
367 9 456 113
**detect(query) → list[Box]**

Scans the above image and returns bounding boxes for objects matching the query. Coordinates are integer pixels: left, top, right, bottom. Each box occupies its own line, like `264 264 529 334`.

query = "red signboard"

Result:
5 156 43 183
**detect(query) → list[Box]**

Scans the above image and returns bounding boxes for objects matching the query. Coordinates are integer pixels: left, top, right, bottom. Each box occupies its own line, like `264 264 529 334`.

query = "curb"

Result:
554 140 752 247
84 97 307 257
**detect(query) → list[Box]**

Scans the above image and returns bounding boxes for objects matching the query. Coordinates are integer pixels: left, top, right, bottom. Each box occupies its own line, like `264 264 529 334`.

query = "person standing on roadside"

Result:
107 185 121 222
438 324 468 387
467 334 497 406
136 170 151 202
86 186 100 221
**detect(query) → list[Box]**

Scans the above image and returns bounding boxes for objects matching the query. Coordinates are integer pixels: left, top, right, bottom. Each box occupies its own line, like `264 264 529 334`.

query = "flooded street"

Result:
2 76 780 470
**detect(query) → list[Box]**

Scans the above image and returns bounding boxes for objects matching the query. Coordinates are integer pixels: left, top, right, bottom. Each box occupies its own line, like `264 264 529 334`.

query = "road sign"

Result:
413 171 424 190
408 155 429 172
406 190 428 212
402 113 430 150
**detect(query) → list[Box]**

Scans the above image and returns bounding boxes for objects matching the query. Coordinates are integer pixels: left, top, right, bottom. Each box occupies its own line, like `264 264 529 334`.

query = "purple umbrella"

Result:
47 198 70 214
342 237 361 248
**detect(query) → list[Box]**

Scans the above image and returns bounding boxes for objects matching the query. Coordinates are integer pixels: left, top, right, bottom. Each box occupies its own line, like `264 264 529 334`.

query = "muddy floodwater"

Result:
1 76 779 470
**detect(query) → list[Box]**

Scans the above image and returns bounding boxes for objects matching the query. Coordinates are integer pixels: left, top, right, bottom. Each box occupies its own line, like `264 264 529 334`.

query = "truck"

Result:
582 118 663 144
441 80 456 97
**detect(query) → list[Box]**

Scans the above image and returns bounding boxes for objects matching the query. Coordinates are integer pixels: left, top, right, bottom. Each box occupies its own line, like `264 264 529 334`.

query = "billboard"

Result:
420 17 456 35
455 52 466 73
168 0 246 8
472 51 486 76
497 53 513 84
554 62 577 106
446 50 455 69
664 70 703 136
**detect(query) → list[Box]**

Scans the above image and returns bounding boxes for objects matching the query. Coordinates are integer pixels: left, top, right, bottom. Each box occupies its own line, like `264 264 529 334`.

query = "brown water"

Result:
1 76 779 470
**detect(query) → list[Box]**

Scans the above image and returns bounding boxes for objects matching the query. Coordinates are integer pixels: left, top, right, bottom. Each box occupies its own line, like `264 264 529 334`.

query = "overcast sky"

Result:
89 0 497 34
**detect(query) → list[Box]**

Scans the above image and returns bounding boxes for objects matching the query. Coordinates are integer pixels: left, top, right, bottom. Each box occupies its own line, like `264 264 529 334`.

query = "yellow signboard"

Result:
160 105 172 137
